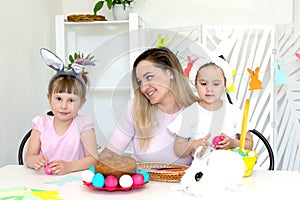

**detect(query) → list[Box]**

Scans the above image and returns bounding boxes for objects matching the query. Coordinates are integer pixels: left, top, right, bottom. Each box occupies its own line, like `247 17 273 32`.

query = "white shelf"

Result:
64 20 130 26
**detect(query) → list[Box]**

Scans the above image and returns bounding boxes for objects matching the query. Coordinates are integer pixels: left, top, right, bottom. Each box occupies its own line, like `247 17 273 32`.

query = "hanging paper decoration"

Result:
226 69 236 92
295 52 300 59
155 34 169 48
247 67 263 90
184 56 199 78
173 47 184 58
272 61 288 85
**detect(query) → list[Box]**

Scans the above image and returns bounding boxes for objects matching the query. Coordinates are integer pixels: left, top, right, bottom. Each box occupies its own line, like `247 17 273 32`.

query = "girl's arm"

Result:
50 129 98 175
174 134 211 158
25 129 48 169
218 131 253 150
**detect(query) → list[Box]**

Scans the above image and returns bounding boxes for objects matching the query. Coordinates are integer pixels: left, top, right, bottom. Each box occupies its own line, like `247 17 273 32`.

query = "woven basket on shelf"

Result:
137 162 189 182
67 14 107 22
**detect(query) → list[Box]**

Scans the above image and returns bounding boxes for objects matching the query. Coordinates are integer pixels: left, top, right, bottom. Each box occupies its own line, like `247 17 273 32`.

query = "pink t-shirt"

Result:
106 101 193 165
32 115 94 162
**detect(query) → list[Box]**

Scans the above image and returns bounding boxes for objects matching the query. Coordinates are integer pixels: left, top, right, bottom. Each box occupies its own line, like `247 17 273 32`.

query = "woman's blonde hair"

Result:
131 47 199 151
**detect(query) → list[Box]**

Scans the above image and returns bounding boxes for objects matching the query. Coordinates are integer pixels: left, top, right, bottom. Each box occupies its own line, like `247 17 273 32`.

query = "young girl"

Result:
25 49 98 175
168 62 253 158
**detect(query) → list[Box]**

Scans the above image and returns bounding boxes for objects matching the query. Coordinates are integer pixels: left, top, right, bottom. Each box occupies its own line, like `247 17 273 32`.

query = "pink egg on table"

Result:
212 136 223 146
44 163 53 175
104 175 118 189
132 174 144 186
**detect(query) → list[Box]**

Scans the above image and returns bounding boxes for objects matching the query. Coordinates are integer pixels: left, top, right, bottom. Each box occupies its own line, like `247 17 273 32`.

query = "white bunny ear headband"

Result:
189 42 233 88
40 48 95 94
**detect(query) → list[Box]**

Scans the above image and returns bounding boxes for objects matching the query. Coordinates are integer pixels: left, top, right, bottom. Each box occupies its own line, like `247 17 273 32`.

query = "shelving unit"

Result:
55 13 141 148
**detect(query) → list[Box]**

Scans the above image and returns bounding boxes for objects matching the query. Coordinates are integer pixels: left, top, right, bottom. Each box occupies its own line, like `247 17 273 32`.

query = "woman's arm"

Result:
25 129 48 169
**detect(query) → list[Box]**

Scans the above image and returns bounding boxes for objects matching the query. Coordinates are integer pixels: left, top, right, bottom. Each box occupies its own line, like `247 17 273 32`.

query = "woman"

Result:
99 47 199 165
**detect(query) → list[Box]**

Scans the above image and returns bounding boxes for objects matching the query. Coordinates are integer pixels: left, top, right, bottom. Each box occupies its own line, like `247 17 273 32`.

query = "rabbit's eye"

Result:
195 172 203 182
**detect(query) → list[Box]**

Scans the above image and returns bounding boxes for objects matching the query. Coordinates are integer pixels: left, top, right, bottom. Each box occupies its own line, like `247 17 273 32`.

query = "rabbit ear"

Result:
255 67 260 74
247 68 252 74
40 48 64 71
71 63 84 74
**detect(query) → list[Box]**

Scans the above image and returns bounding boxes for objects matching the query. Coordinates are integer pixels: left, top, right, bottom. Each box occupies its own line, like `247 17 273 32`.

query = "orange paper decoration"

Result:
247 67 262 90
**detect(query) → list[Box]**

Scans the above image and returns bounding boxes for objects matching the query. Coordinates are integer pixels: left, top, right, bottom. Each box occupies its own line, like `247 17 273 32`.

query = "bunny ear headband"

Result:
189 42 233 88
40 48 95 94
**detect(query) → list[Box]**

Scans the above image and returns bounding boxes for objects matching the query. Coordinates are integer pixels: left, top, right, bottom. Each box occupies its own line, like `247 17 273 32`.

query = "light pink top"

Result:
106 101 193 165
32 115 94 162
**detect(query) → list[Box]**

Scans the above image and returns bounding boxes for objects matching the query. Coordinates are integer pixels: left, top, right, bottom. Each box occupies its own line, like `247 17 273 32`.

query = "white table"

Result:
0 165 299 200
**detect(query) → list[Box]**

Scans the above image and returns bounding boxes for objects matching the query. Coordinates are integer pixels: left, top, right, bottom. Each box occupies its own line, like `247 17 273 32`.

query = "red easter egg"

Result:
104 175 118 189
212 136 223 146
132 174 144 186
44 163 53 175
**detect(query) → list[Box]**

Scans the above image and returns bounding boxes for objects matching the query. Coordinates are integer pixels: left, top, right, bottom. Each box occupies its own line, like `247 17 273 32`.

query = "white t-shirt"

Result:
168 101 249 142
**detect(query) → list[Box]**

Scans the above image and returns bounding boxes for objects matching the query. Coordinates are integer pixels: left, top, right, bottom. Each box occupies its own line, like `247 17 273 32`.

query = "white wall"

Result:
0 0 62 167
62 0 294 26
0 0 298 167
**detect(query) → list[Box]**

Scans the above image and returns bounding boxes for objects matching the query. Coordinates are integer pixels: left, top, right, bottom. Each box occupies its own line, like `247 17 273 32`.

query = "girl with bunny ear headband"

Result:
40 48 95 98
25 48 98 175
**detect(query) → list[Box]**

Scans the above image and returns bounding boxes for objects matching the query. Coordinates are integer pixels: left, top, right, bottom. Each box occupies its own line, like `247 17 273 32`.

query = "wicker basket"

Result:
242 150 258 177
229 149 258 177
137 162 189 182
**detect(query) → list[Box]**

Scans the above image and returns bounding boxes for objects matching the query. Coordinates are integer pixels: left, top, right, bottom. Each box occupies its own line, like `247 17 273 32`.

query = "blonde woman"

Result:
99 47 198 165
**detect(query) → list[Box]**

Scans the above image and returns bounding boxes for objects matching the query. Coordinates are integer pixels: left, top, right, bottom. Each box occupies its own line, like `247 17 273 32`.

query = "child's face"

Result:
195 65 226 109
48 92 86 122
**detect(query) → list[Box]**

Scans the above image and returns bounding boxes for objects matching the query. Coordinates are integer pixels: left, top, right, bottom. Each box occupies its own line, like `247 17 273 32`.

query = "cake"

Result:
95 155 136 179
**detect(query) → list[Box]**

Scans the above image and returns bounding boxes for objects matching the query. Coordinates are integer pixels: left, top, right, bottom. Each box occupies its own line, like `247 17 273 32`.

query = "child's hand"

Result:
49 160 72 175
33 154 48 170
215 133 236 150
191 133 212 152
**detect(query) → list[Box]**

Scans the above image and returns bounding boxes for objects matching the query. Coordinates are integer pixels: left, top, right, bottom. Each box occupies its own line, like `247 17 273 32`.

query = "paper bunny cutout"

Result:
171 146 245 197
183 56 199 78
226 69 236 92
272 61 288 85
247 67 263 90
155 34 169 48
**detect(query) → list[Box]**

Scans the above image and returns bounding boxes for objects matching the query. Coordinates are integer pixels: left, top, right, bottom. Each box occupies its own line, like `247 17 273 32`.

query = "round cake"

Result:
95 155 136 179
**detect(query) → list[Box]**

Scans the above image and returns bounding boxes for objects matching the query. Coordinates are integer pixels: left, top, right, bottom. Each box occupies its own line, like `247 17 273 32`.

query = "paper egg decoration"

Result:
119 174 133 188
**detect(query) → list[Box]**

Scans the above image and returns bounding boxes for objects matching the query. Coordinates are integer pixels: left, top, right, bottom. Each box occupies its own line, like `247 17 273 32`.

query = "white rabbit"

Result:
173 146 245 197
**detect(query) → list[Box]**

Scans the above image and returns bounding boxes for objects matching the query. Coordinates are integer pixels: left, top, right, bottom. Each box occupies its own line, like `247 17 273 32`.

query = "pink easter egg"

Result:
132 174 144 186
44 163 53 175
104 175 118 189
212 136 223 146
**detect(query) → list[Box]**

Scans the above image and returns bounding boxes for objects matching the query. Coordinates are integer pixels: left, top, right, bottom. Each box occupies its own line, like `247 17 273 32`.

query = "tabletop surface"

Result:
0 165 299 200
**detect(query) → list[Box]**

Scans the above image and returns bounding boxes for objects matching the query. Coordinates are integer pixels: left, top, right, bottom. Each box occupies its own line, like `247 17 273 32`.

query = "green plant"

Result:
67 52 95 70
93 0 135 15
